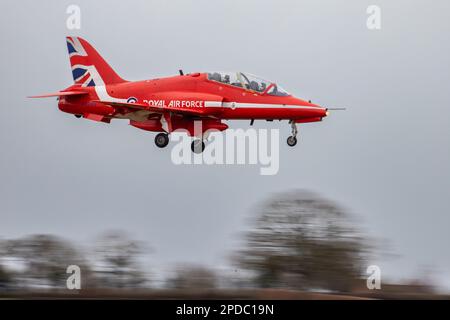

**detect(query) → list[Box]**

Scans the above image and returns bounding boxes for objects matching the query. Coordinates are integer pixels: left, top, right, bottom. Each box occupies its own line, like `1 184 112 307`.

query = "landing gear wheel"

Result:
155 133 169 148
287 136 297 147
75 115 82 118
287 120 298 147
191 140 205 154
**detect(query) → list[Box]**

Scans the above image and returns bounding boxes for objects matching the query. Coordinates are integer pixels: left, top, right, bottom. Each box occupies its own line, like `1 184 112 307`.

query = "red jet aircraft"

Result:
30 37 336 153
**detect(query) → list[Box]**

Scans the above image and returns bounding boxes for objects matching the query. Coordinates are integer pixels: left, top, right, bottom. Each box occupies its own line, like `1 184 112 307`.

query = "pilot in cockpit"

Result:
260 82 267 92
249 81 259 92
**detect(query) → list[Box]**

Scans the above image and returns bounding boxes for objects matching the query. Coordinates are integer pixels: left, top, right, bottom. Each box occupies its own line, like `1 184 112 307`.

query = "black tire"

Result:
287 136 297 147
75 114 82 118
155 133 169 148
191 140 205 153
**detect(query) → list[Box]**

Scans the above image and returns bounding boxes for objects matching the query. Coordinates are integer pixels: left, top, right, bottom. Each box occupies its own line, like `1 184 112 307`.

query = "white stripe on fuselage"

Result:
204 101 222 107
94 85 128 103
85 66 128 103
218 102 322 110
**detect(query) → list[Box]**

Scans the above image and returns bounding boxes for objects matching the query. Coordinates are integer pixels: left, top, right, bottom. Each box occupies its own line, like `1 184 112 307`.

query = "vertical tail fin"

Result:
66 36 126 87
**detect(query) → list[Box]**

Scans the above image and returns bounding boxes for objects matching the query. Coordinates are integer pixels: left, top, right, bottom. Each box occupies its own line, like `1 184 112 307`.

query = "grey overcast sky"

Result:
1 0 450 287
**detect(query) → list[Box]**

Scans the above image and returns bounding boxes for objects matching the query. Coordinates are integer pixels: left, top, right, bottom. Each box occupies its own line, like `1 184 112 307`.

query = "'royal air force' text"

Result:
143 100 204 108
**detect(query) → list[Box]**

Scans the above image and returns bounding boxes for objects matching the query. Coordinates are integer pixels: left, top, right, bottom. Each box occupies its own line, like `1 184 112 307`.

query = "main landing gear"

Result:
155 133 170 148
287 121 298 147
191 139 206 154
154 133 206 153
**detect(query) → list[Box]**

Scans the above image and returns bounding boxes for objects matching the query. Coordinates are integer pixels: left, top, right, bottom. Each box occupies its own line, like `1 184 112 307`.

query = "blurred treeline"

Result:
0 190 443 298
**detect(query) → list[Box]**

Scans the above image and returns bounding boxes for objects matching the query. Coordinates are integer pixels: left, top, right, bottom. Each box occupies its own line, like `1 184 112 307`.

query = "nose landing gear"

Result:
287 121 298 147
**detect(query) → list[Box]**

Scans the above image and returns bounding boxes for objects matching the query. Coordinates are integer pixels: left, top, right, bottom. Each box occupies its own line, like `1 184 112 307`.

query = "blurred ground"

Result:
1 288 449 300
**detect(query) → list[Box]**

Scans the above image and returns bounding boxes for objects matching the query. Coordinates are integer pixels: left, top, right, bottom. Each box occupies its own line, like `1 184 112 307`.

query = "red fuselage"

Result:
58 72 328 135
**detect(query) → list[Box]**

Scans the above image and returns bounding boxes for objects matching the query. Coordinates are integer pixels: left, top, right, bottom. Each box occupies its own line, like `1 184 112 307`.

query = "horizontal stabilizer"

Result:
28 91 89 98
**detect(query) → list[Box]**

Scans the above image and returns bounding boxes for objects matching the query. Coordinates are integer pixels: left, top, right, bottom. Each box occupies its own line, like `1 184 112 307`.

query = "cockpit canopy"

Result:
207 71 290 96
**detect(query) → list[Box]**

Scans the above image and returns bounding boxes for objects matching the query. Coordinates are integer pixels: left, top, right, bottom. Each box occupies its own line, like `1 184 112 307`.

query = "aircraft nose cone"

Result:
313 106 328 118
305 100 327 117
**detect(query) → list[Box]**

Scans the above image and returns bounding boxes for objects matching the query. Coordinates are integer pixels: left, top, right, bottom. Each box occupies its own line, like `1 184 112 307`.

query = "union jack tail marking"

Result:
66 36 126 87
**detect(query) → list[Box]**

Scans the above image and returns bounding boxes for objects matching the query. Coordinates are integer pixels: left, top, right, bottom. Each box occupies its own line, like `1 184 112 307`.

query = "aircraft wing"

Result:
94 100 215 117
28 91 89 98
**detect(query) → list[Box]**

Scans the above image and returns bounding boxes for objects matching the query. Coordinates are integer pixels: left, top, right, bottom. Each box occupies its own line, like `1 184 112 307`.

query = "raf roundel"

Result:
127 97 138 104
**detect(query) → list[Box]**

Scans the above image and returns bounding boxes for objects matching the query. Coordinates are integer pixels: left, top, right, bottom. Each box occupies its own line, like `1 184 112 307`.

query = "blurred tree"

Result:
5 234 89 289
166 265 217 290
235 190 370 292
93 230 147 288
0 259 12 290
0 241 10 289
